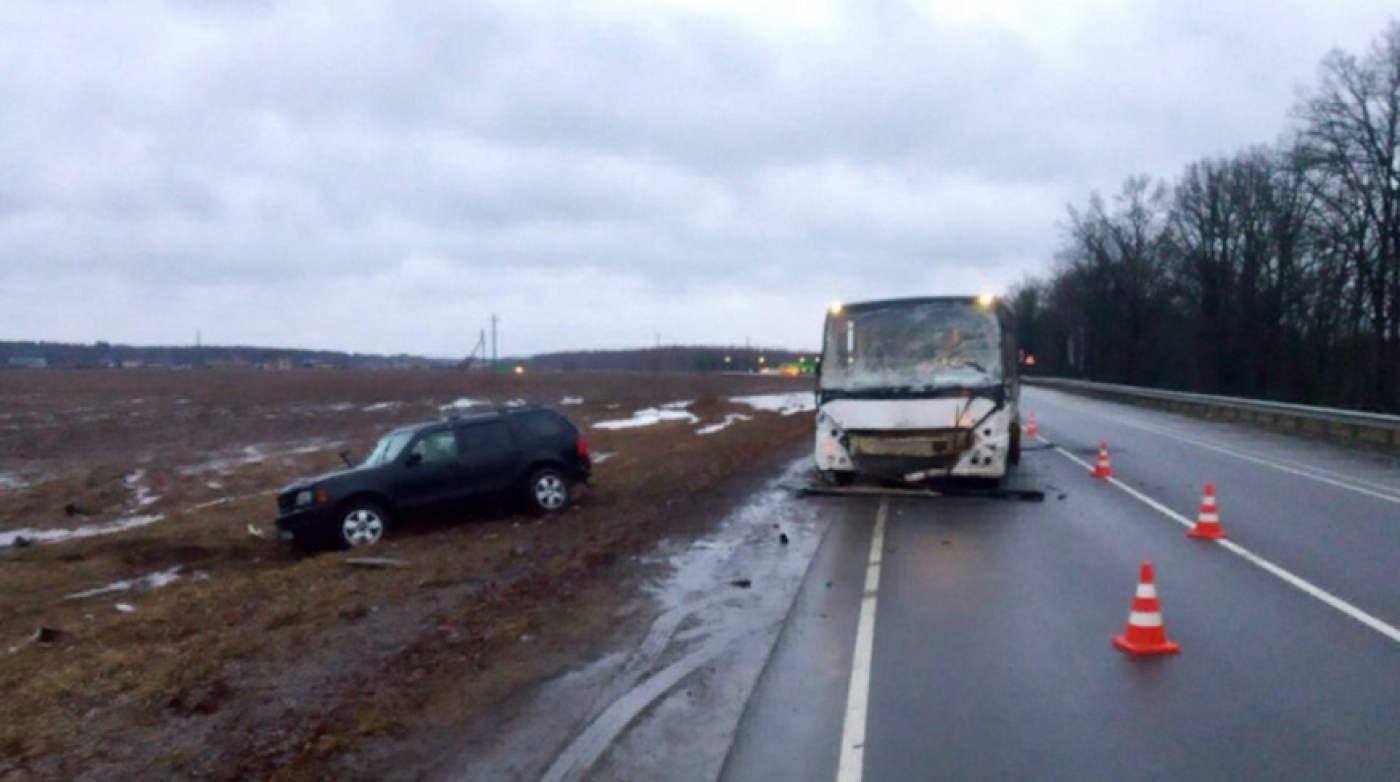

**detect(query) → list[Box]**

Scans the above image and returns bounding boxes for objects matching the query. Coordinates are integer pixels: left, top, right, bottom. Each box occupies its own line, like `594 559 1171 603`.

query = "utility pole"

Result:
490 314 498 371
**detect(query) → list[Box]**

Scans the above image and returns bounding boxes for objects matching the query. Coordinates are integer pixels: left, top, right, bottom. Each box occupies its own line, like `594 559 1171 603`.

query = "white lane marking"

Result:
1033 392 1400 505
1050 441 1400 646
836 497 888 782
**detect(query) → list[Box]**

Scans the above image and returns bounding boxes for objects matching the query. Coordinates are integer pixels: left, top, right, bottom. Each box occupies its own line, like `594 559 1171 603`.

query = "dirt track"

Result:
0 369 813 781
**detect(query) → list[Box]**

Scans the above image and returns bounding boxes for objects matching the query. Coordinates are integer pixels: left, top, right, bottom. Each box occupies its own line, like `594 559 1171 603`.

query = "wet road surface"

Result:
722 387 1400 781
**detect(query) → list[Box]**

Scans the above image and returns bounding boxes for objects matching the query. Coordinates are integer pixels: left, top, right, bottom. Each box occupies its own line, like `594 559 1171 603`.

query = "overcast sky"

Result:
1 1 1395 357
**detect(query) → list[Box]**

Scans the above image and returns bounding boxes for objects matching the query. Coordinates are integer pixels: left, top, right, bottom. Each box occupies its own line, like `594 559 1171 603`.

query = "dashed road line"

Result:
1049 441 1400 646
1035 393 1400 505
836 497 888 782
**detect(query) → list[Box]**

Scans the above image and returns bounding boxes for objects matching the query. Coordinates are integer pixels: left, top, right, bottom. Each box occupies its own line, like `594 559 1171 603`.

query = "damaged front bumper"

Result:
813 402 1012 481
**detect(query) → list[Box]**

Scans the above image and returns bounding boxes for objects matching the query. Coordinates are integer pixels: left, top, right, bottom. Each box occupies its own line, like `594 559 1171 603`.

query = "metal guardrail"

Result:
1025 377 1400 451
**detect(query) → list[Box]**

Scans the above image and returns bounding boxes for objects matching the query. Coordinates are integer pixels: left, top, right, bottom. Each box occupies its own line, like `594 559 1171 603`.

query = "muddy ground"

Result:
0 369 814 780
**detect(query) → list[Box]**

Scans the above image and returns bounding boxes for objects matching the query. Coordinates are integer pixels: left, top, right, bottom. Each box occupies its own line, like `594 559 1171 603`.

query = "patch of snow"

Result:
363 401 400 412
0 472 27 492
1 513 165 547
125 470 160 508
660 400 694 410
593 406 700 430
730 393 817 415
591 452 617 464
559 397 584 406
440 398 487 412
206 481 223 490
696 414 753 436
114 603 135 613
66 566 184 600
325 402 355 412
505 399 527 407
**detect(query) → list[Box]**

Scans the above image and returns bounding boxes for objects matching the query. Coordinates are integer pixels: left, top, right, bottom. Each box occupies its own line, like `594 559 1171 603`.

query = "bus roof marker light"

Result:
976 293 996 309
828 301 844 316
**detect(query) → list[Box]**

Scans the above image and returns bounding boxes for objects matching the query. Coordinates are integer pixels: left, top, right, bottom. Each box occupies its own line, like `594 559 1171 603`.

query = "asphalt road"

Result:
720 386 1400 782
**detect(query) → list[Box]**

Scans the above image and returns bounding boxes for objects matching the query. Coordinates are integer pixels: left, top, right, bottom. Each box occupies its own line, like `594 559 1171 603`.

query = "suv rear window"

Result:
513 410 573 440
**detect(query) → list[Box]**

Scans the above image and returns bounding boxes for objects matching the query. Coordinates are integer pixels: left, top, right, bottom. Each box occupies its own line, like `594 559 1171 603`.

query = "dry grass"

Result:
0 369 812 780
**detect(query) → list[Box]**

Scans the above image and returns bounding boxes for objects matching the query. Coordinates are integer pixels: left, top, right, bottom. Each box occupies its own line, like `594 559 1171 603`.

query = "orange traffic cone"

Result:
1187 482 1227 539
1091 442 1114 478
1113 561 1181 656
1024 413 1039 438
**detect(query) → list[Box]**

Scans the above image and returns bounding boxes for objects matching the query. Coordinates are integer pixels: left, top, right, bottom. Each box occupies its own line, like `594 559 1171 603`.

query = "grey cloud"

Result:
2 0 1396 354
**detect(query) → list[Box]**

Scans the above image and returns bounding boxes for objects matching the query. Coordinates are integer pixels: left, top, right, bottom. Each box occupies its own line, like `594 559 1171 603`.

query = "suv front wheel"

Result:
526 468 570 514
338 500 390 547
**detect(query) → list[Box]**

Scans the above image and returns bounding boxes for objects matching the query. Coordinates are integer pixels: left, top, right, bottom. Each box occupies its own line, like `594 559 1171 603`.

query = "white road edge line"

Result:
1047 440 1400 646
1036 393 1400 505
836 496 888 782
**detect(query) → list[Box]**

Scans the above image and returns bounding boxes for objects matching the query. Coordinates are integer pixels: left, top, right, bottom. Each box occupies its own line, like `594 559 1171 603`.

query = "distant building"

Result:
6 357 47 369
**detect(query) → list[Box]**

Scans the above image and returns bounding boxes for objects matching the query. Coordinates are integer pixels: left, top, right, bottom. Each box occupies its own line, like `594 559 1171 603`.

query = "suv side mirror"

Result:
405 452 423 467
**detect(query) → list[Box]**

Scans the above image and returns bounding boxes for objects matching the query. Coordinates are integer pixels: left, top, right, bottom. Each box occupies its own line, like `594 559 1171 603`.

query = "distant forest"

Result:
525 345 811 373
1014 22 1400 413
0 340 811 374
0 341 446 370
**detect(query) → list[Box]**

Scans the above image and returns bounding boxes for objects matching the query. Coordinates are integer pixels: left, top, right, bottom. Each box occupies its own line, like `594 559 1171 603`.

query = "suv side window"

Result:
457 421 514 453
409 429 459 464
513 410 571 441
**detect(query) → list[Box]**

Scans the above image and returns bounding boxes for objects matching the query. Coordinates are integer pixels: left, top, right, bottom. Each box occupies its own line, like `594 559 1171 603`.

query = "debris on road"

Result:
247 524 266 540
779 533 789 545
11 535 32 549
730 578 752 589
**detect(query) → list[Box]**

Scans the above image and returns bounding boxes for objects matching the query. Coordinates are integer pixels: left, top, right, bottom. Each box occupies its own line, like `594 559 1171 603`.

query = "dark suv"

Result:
276 406 590 548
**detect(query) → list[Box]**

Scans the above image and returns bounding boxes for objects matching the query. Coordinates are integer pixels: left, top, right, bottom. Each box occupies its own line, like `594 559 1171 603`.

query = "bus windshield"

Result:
821 300 1004 393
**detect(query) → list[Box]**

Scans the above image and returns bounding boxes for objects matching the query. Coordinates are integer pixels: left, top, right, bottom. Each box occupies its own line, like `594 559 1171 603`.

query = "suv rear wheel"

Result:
526 468 570 514
338 500 389 547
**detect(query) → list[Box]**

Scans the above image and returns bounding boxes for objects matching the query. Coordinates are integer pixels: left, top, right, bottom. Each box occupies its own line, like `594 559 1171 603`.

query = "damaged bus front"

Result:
814 296 1020 484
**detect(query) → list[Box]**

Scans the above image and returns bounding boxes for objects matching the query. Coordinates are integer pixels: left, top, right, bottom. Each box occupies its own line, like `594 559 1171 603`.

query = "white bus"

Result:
814 295 1021 485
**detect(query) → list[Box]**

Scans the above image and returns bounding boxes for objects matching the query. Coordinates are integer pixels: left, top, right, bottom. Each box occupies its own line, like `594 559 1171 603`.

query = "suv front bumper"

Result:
275 503 336 539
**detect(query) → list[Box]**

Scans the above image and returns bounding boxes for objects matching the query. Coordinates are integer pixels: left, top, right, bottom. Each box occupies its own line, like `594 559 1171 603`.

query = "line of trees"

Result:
1015 22 1400 412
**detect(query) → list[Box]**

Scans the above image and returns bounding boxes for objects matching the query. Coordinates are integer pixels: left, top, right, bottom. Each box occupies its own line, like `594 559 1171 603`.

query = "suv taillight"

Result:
577 435 589 458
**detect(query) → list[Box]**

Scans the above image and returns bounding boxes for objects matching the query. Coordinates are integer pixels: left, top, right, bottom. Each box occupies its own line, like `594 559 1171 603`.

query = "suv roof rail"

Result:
441 404 547 423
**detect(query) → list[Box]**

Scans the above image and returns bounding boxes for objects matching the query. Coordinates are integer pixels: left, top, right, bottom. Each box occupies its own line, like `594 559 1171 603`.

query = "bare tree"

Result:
1297 22 1400 409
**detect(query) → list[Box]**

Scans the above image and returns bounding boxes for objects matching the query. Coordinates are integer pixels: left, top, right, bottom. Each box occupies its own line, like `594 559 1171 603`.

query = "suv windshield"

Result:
362 430 415 467
821 300 1003 392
